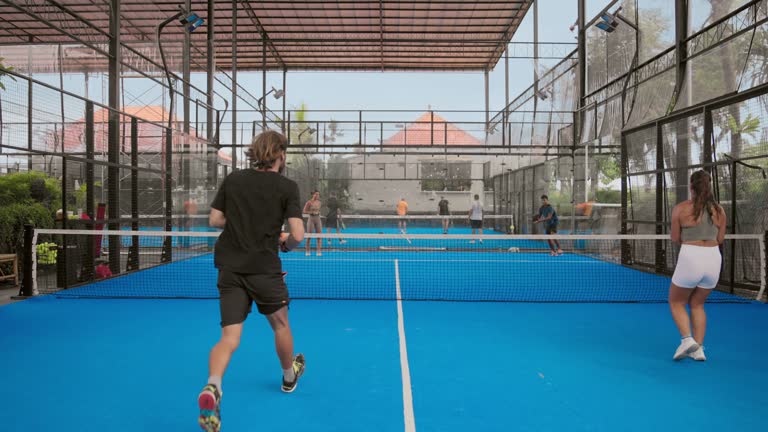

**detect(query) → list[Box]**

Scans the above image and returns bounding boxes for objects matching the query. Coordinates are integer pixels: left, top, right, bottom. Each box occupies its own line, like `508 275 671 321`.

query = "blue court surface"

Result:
1 250 767 432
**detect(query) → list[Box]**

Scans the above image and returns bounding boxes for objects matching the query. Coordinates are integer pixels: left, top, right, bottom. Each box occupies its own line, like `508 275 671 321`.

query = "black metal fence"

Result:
0 69 222 291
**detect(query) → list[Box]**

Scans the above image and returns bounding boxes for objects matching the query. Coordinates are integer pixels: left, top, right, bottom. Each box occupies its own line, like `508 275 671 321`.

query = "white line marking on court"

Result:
395 259 416 432
283 258 606 264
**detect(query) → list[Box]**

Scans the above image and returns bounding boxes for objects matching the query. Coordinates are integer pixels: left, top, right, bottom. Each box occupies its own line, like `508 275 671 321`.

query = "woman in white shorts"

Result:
669 170 726 362
303 190 323 256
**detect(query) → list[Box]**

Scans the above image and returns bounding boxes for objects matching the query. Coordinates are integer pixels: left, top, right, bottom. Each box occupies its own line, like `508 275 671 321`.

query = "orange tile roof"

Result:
383 112 483 146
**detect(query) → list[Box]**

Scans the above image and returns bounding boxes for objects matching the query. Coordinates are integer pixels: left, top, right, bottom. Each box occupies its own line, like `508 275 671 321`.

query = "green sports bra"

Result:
680 209 719 242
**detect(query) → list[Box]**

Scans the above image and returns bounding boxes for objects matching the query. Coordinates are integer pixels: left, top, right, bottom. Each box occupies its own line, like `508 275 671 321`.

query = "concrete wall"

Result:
344 154 496 213
347 179 486 213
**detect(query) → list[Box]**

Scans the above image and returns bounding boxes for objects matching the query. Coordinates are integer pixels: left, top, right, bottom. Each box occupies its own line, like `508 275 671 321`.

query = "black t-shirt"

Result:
438 199 450 215
210 170 301 274
327 197 339 217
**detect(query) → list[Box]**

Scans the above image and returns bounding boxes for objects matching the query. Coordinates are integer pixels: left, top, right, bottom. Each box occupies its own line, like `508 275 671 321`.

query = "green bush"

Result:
0 171 61 210
0 202 54 254
596 189 621 203
74 181 101 212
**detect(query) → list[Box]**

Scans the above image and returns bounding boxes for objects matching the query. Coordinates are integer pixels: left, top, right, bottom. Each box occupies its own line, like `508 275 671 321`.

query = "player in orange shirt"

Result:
396 198 409 233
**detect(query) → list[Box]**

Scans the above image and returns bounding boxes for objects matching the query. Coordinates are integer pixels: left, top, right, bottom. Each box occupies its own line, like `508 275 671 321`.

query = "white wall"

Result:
346 179 485 213
344 153 491 213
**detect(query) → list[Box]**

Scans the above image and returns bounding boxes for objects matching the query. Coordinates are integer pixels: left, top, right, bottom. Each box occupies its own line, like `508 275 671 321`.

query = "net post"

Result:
16 224 34 298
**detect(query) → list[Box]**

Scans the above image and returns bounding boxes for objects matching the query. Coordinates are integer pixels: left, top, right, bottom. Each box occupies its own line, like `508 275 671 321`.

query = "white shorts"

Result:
671 244 722 289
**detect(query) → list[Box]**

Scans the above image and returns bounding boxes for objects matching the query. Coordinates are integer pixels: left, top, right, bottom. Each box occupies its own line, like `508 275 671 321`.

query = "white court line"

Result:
283 258 607 264
395 259 416 432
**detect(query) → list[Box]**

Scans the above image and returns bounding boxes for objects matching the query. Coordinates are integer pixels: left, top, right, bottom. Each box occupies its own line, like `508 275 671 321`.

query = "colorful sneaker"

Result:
198 384 222 432
281 353 306 393
673 337 700 361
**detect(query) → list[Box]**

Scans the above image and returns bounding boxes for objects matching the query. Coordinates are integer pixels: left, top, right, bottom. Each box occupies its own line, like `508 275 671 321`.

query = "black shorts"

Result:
326 214 339 227
546 225 558 234
217 270 289 326
470 219 483 229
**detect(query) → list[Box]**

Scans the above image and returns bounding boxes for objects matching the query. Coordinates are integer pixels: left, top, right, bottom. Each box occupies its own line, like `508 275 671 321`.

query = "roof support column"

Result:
262 36 267 130
505 47 510 109
206 0 217 186
183 0 191 135
577 0 586 114
533 0 539 96
183 0 192 194
282 68 287 134
107 0 121 274
674 0 689 205
484 69 490 143
505 46 509 147
231 0 238 170
532 0 539 153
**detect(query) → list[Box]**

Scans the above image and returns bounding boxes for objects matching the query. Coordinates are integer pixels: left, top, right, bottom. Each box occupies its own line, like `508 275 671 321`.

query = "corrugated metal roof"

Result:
0 0 533 72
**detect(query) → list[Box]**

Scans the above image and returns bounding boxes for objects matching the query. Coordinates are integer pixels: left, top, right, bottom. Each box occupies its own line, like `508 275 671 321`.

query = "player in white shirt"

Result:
468 194 484 243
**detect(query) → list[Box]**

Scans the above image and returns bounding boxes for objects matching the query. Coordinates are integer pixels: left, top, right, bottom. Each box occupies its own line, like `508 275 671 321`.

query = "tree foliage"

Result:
0 203 53 254
284 104 347 206
0 56 15 91
0 171 61 210
0 172 60 255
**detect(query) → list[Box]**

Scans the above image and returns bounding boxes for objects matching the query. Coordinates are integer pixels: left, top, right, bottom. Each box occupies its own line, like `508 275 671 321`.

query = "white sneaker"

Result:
339 240 347 244
305 251 310 256
673 337 700 361
688 346 706 361
317 252 322 257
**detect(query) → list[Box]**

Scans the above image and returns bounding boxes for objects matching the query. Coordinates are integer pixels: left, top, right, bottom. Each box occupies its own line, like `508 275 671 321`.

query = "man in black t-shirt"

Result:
325 194 346 246
198 131 306 432
438 197 450 234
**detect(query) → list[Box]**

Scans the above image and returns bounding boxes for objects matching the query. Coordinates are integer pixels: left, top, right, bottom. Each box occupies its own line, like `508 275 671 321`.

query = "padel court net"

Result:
30 229 766 303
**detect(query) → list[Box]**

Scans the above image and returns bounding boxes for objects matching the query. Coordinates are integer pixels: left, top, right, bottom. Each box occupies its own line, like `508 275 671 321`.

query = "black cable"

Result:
156 11 183 132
